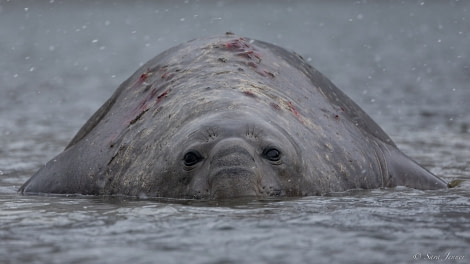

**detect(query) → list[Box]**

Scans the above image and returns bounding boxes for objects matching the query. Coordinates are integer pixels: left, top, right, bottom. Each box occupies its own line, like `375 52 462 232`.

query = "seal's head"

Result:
166 111 302 199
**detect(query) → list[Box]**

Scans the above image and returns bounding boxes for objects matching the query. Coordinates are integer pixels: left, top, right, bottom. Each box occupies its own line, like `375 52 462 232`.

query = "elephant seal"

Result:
19 33 448 199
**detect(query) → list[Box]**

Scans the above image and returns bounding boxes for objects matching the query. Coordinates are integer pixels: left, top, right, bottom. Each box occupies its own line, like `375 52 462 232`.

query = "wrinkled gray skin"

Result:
20 34 448 199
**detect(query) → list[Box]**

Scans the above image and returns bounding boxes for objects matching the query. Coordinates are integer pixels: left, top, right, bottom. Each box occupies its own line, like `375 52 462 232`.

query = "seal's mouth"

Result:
209 167 259 199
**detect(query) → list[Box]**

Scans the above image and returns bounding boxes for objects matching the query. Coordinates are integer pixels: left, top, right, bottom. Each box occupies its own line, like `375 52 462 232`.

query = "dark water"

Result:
1 1 469 263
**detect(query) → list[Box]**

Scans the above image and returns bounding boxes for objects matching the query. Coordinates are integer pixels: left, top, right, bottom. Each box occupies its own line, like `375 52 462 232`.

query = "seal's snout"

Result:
209 138 259 198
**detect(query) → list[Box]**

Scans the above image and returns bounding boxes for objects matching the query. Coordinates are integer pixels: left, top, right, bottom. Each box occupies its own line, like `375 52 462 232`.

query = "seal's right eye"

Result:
183 151 203 166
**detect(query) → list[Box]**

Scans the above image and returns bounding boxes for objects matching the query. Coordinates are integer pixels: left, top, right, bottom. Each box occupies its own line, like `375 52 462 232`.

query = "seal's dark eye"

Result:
183 151 203 166
263 147 281 162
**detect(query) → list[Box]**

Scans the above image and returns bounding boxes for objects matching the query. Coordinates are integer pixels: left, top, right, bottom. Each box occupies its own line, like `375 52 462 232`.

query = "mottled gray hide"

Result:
20 34 448 199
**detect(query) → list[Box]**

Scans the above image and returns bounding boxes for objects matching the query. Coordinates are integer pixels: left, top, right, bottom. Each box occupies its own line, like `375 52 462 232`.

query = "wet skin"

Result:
19 34 448 199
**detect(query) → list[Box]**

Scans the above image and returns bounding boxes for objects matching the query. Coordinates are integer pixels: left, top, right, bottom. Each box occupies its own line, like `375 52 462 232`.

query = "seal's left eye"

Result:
183 151 203 166
263 147 281 162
